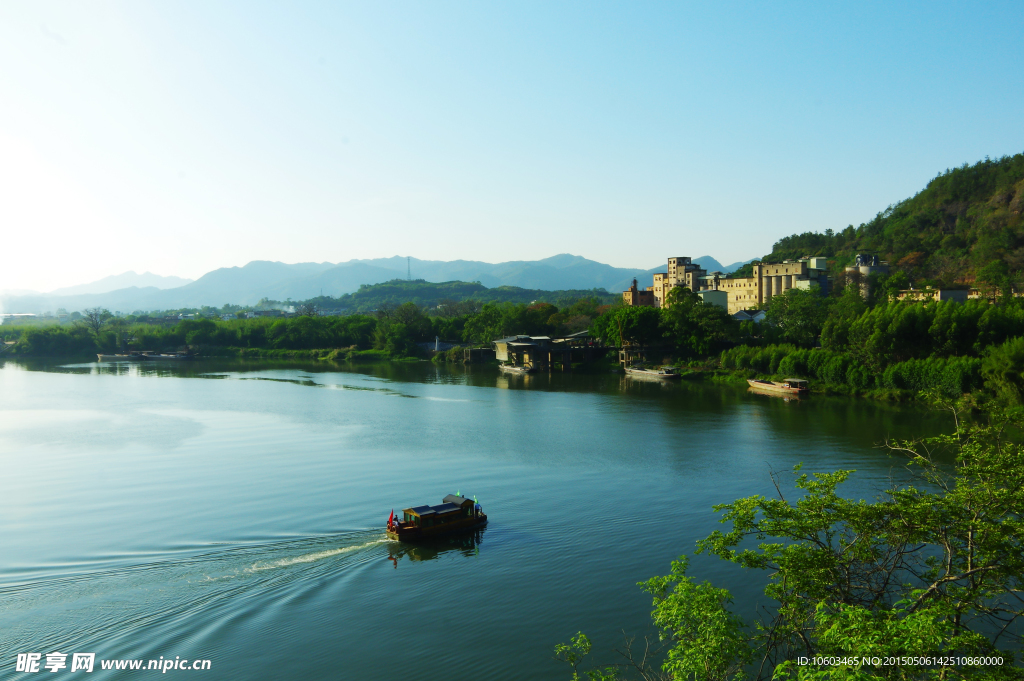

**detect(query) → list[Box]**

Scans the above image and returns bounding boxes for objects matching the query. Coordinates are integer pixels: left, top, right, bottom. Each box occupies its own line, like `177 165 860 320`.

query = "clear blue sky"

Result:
1 1 1022 291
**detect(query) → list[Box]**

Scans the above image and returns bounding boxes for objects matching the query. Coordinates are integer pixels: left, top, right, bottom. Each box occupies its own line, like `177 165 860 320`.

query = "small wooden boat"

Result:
96 353 147 362
747 378 809 396
498 363 534 374
387 494 487 542
624 365 682 379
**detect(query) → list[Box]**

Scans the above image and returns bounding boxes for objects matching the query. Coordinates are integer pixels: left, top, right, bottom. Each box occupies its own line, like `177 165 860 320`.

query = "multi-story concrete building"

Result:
643 257 708 308
649 273 670 307
624 255 829 313
713 257 829 314
896 288 968 303
668 257 706 292
717 276 761 313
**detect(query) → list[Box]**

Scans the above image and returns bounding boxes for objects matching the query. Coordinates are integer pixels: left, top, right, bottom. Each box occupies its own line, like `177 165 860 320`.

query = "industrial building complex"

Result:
623 256 832 315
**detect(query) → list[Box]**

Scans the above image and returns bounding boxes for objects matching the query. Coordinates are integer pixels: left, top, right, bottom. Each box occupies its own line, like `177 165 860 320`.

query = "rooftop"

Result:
406 501 464 517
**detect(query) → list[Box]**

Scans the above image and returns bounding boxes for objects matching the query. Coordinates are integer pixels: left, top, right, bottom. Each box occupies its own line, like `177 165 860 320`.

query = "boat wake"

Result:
0 530 394 657
247 536 390 572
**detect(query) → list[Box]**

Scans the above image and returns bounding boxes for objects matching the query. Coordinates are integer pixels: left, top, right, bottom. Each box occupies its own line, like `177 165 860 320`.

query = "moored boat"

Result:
624 365 682 379
498 363 534 374
747 378 809 396
96 353 147 362
386 494 487 542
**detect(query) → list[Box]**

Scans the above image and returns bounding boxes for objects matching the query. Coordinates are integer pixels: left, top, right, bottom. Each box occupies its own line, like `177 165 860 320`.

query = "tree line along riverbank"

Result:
4 286 1024 407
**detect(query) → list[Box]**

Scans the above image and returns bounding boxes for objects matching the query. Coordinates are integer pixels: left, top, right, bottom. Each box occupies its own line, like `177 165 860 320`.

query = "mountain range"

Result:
48 271 194 296
0 254 751 314
7 153 1017 316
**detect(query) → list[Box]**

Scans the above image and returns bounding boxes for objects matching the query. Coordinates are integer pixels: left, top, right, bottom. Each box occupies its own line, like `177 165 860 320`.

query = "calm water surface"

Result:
0 360 949 679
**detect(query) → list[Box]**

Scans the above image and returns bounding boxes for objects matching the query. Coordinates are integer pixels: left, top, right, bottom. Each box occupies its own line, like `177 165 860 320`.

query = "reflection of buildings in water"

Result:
494 373 532 390
386 528 485 566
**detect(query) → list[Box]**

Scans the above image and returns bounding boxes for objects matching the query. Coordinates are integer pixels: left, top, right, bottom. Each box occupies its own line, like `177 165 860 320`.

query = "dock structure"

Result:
617 345 646 367
463 347 496 363
492 331 608 372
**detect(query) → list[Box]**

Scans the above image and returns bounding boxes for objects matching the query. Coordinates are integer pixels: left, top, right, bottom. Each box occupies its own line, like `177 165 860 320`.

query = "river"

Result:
0 359 949 679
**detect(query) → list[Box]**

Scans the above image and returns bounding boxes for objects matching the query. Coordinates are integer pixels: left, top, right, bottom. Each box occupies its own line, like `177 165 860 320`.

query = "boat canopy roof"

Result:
404 494 475 517
784 378 808 385
405 502 463 517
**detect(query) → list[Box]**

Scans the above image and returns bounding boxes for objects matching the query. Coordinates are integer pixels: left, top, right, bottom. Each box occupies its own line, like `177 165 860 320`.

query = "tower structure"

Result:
647 257 707 308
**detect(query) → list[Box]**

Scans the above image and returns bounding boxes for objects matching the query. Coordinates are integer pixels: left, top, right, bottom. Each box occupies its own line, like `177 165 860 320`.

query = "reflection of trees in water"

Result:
386 529 485 567
11 359 947 453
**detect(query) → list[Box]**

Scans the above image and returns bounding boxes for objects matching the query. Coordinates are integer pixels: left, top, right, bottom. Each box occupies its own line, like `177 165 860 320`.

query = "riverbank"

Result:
571 352 932 401
4 346 419 364
695 367 922 401
0 343 1002 405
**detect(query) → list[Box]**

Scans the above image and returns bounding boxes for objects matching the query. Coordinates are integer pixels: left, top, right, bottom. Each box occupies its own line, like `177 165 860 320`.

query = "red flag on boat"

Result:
387 509 394 528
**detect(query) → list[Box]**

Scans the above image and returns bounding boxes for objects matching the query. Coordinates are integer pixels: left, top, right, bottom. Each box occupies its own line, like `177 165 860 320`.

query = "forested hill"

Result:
764 153 1024 287
301 279 619 313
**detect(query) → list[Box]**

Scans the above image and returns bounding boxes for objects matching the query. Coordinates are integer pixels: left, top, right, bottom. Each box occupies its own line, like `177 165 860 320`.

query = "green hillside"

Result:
297 279 618 313
763 153 1024 288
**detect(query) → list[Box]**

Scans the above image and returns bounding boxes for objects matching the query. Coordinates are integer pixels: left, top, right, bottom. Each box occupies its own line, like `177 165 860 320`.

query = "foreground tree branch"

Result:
557 399 1024 680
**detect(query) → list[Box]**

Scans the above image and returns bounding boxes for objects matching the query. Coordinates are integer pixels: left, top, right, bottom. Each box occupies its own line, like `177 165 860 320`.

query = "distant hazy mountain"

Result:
693 256 725 272
347 254 658 292
0 253 754 313
646 256 753 275
722 259 758 273
48 271 194 296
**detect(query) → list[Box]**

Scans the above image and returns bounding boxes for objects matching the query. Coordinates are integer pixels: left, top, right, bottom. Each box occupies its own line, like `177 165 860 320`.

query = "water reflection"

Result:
1 358 949 455
386 529 485 567
494 372 534 390
619 374 685 394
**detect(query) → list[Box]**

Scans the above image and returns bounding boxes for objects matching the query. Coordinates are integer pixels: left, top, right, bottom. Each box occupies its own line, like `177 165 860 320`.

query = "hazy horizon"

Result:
3 252 754 297
2 2 1022 292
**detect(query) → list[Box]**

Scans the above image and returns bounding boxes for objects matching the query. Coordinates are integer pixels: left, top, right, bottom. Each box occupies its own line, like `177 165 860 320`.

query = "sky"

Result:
1 1 1022 293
